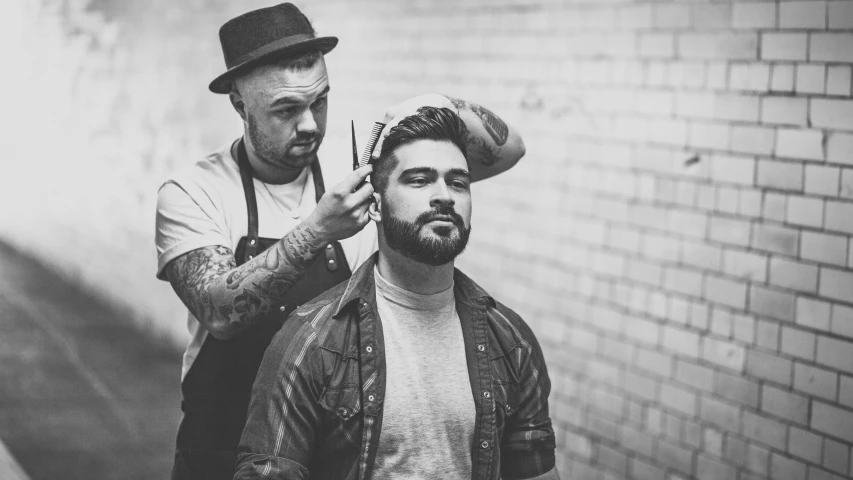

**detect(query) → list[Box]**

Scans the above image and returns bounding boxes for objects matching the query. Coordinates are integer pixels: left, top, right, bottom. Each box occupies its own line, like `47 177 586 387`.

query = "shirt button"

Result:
328 259 336 266
326 244 334 250
249 239 256 246
279 306 286 312
248 255 254 260
483 391 491 399
366 346 373 353
477 344 485 352
368 394 375 402
480 440 489 449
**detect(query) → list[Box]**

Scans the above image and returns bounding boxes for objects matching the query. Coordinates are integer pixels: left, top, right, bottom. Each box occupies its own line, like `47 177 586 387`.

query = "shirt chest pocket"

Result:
319 387 362 422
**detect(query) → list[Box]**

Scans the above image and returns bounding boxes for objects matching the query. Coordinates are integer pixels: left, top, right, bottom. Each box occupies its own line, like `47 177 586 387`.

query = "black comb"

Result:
360 122 386 167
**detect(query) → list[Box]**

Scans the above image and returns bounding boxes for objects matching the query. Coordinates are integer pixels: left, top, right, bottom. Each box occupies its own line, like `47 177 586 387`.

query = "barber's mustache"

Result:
290 135 318 146
415 205 465 228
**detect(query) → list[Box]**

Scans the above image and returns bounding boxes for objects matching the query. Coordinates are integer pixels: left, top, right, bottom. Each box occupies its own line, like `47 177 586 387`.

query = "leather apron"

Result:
171 140 353 480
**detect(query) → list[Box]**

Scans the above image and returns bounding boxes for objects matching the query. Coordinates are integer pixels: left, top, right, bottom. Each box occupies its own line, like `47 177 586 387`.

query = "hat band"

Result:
229 33 317 68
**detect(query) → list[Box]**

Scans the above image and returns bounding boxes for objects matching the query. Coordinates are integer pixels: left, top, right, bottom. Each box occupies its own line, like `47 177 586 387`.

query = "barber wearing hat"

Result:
155 3 526 479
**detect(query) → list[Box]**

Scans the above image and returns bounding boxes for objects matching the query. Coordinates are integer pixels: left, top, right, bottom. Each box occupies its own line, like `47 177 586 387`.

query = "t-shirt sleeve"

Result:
155 180 232 281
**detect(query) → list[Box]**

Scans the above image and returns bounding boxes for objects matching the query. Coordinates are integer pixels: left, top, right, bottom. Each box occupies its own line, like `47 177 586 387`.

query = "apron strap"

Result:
236 139 261 260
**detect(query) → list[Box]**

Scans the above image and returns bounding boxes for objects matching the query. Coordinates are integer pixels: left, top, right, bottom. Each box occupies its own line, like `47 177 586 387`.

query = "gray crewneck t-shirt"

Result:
372 266 476 479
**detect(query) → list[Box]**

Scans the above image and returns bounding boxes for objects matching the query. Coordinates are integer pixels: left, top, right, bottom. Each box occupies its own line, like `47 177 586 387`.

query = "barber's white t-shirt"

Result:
155 141 377 379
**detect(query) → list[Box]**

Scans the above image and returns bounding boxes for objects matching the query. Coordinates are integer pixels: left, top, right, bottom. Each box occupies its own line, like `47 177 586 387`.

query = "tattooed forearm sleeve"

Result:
164 223 326 340
447 96 525 181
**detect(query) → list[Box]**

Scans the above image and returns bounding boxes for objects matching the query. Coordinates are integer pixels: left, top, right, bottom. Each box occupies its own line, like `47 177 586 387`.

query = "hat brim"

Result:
208 36 338 94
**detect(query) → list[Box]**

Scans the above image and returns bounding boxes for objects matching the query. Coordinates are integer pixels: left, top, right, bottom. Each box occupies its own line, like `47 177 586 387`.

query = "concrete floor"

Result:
0 241 183 479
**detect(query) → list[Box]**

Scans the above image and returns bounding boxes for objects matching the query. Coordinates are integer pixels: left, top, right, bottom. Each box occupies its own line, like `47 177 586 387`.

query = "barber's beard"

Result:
247 112 318 171
382 204 471 266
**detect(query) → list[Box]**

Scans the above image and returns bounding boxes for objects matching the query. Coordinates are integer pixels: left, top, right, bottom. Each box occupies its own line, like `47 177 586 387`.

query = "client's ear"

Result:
367 193 382 223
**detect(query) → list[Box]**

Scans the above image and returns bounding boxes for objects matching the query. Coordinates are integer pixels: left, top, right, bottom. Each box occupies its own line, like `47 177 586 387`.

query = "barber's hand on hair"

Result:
372 93 456 159
303 165 374 243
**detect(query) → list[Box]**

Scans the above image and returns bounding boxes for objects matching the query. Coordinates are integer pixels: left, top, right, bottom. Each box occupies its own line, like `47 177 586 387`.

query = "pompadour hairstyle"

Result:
370 106 469 194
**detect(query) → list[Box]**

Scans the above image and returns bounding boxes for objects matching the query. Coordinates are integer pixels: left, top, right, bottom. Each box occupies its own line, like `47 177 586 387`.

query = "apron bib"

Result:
171 140 352 480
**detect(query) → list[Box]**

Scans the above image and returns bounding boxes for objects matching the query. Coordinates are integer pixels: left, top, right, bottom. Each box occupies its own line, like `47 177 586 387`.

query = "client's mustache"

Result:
415 205 465 228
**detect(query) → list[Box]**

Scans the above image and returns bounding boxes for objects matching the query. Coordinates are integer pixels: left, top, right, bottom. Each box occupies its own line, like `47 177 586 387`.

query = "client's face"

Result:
379 140 472 266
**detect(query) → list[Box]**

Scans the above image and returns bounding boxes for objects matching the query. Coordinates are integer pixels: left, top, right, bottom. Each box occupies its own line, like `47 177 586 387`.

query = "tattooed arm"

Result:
374 93 526 182
164 165 375 340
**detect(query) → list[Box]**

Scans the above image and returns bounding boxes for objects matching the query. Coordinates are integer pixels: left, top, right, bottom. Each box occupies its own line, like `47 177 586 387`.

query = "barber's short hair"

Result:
370 106 469 194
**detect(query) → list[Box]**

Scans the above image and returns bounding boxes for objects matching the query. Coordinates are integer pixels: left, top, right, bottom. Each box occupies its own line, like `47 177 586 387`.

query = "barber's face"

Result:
236 58 329 171
376 140 472 266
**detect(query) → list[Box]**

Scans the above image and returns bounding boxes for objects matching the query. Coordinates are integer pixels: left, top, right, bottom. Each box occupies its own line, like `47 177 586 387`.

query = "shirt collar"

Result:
334 252 495 316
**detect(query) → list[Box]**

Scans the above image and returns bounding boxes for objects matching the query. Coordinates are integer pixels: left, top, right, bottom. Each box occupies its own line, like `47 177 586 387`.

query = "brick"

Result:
818 335 853 374
639 34 674 59
662 324 701 358
763 384 810 425
693 3 731 30
797 64 827 95
716 185 741 215
763 192 788 221
842 376 853 408
811 33 853 63
681 240 722 271
832 304 853 339
630 457 666 480
789 426 823 463
757 159 804 191
805 165 840 197
746 443 772 476
796 296 832 330
703 335 746 371
811 98 853 131
665 266 703 297
810 466 850 480
777 129 825 162
676 358 715 390
781 325 817 360
822 438 849 474
679 33 758 60
824 200 853 234
827 66 852 97
772 64 796 92
762 97 809 127
733 313 756 344
827 133 853 166
617 5 653 30
689 122 729 150
714 370 760 407
706 275 748 309
841 169 853 199
710 216 751 247
786 195 825 229
811 400 853 443
762 33 808 61
655 439 694 476
596 443 628 477
723 250 768 282
700 396 740 431
625 371 657 403
743 410 788 450
706 428 725 457
714 93 759 122
730 63 771 92
829 1 853 30
732 125 775 156
740 189 762 216
819 267 853 303
636 347 672 377
654 4 691 29
710 154 755 185
750 285 796 322
748 349 793 385
668 210 707 239
752 223 800 255
710 307 733 337
770 452 808 480
732 2 777 29
780 1 827 29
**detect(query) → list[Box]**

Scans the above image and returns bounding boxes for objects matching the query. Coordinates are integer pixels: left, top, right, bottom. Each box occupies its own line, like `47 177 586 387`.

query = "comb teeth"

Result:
360 122 386 167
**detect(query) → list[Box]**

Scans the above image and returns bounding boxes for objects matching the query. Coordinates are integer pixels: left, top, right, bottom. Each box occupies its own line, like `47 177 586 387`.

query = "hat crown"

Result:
219 3 315 70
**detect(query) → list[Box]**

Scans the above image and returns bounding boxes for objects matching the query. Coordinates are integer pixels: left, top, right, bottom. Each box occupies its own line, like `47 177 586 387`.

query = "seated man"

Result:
235 107 558 480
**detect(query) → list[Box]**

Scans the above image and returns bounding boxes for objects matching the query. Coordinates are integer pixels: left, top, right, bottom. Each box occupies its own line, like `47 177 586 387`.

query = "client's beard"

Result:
382 204 471 266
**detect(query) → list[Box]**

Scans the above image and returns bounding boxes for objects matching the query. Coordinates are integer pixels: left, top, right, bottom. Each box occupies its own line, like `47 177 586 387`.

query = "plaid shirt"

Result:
235 253 556 480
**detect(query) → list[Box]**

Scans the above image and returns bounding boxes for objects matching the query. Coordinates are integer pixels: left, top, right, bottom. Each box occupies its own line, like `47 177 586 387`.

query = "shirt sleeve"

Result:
499 312 557 479
234 313 324 480
155 181 232 280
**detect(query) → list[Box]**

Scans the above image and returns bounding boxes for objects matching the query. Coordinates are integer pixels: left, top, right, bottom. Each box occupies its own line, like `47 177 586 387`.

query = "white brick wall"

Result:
5 0 853 479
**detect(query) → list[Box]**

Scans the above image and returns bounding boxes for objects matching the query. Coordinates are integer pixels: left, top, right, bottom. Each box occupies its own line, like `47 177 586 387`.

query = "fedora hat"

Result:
209 3 338 94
